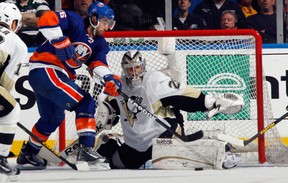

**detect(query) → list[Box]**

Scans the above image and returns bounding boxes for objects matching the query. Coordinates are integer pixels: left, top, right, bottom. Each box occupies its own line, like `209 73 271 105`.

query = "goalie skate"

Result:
222 151 241 169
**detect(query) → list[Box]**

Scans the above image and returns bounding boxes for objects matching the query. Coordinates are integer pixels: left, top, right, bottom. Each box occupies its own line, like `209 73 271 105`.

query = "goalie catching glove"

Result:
207 92 244 118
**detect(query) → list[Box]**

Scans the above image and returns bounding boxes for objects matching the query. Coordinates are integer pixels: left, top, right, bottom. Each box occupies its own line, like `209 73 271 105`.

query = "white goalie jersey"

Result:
115 70 202 152
0 26 27 91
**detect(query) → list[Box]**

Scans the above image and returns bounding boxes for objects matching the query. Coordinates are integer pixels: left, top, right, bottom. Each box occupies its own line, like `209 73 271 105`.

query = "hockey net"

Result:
54 30 288 164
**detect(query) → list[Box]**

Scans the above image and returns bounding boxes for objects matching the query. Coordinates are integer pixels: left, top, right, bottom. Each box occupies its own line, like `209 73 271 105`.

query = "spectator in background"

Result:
172 0 202 17
105 0 157 30
237 0 257 17
62 0 74 11
173 0 206 30
246 0 278 43
73 0 94 19
136 0 165 30
111 0 144 31
236 0 258 28
283 0 288 41
193 0 237 29
47 0 54 10
14 0 50 47
220 10 237 29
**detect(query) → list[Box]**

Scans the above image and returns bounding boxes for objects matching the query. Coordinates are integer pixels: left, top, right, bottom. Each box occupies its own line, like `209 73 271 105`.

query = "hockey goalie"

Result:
91 47 244 170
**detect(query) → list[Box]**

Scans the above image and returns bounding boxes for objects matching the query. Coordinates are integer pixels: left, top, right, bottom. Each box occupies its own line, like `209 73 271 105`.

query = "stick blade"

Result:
217 134 245 147
184 130 204 142
74 161 90 171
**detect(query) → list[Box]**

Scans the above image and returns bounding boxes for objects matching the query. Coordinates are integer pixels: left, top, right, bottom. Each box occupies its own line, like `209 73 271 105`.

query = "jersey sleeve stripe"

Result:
45 68 83 102
88 60 109 70
38 11 60 29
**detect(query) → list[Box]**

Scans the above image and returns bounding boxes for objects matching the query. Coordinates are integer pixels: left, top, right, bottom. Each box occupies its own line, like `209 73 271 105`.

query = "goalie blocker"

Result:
152 138 240 170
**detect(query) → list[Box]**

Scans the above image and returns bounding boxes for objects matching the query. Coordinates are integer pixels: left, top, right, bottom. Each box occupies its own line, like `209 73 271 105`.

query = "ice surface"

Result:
1 158 288 183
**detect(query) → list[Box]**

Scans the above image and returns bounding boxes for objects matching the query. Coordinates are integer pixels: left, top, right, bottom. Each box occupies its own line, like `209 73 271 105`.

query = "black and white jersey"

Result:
0 26 28 91
115 70 203 152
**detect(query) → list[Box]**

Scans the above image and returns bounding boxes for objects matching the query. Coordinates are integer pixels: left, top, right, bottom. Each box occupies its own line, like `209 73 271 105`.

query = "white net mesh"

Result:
53 30 288 164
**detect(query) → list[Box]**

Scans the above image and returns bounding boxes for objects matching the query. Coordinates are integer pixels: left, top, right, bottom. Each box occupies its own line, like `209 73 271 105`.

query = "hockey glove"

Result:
96 100 120 130
103 74 122 97
207 93 244 118
51 36 79 68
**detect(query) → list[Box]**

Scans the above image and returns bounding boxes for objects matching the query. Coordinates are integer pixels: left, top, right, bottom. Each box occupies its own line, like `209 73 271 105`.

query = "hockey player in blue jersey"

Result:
16 1 122 170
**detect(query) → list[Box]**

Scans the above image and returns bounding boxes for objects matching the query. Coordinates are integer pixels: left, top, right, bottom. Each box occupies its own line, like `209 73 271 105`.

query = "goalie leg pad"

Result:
152 138 227 170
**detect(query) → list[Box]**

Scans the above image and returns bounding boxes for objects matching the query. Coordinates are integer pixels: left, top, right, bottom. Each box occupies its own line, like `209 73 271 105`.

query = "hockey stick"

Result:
117 90 203 142
16 122 90 171
217 111 288 146
56 86 203 161
38 128 105 164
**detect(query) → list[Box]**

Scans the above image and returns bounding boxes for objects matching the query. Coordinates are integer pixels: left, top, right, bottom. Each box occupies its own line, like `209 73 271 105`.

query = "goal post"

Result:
56 29 288 165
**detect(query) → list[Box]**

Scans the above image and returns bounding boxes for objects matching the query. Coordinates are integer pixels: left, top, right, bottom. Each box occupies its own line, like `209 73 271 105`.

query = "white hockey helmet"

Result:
0 2 22 32
121 51 146 90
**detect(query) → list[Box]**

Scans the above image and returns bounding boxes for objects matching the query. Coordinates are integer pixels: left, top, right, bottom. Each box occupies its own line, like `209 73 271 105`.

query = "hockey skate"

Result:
16 142 47 170
0 155 20 178
222 151 241 169
222 143 240 169
77 144 102 163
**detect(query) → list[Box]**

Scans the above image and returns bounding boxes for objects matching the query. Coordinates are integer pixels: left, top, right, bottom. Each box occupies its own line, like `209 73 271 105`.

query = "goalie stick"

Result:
17 122 90 171
218 111 288 146
117 90 203 142
72 57 204 142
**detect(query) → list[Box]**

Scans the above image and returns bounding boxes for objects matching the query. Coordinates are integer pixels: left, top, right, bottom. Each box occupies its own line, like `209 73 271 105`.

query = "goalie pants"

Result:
97 129 175 169
98 138 152 169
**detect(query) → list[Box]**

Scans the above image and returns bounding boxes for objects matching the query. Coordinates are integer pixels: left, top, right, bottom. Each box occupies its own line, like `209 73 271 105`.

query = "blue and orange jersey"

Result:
29 10 110 79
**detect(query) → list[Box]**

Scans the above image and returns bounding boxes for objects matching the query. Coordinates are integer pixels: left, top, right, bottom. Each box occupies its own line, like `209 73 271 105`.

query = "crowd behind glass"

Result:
3 0 287 46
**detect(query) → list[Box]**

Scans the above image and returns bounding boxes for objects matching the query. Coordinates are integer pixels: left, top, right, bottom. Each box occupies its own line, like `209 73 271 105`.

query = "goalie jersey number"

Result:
169 80 180 89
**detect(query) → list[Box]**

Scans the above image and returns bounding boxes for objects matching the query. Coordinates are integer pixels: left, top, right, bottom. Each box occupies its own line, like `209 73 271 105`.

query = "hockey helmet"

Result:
121 51 146 90
0 2 22 32
87 1 115 30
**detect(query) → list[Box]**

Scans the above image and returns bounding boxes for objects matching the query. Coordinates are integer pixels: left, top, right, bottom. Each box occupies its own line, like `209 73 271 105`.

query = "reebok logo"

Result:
53 38 71 49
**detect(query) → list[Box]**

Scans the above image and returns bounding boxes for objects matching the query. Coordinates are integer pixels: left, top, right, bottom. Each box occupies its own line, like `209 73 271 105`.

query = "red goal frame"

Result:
59 29 265 163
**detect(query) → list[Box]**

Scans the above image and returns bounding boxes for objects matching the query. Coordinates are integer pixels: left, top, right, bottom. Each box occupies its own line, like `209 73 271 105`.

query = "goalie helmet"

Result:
87 1 115 32
0 2 22 32
121 51 146 90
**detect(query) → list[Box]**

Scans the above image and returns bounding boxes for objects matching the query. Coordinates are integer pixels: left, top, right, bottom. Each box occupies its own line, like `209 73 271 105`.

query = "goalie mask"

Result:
121 51 146 90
